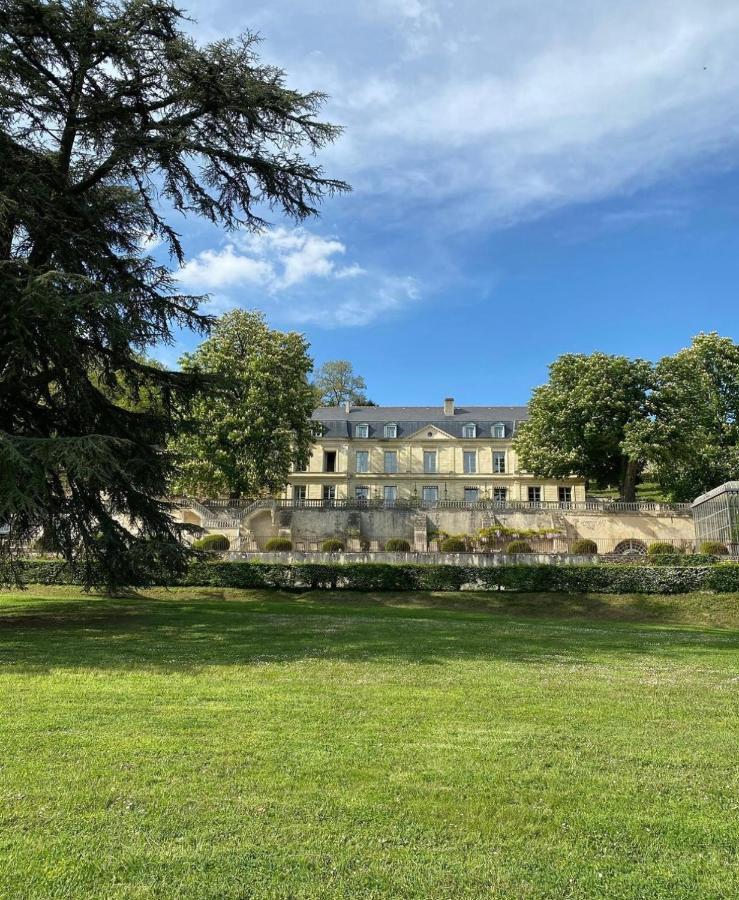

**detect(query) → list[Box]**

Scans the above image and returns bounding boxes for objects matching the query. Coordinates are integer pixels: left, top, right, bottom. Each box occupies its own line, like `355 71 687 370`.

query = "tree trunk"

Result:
620 457 640 502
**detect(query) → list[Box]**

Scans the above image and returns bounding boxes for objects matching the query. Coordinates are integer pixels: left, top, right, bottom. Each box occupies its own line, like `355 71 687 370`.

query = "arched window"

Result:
384 423 397 438
492 423 505 438
462 423 476 438
355 423 369 438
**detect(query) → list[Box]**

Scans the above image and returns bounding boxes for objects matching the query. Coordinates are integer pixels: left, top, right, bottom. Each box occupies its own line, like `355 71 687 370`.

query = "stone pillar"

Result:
413 513 428 552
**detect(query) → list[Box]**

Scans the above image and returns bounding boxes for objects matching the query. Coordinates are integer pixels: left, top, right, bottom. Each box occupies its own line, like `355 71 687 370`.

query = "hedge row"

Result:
15 558 739 594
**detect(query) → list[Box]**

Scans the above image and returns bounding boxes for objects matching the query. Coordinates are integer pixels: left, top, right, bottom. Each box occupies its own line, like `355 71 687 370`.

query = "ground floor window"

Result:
355 486 369 502
322 485 336 502
383 485 398 504
528 486 542 503
558 486 572 503
422 485 439 503
493 487 507 502
294 485 307 504
464 487 480 503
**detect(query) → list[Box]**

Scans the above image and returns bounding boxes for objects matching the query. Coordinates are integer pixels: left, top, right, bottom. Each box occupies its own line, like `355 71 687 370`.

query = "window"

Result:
355 423 369 438
322 485 336 502
423 450 437 474
383 485 398 504
355 450 369 473
493 451 506 474
422 485 439 503
463 451 477 474
384 450 398 473
492 423 505 439
384 423 397 439
558 486 572 503
355 486 369 502
528 486 542 503
294 485 307 504
493 487 507 502
462 423 476 438
324 450 337 472
464 487 480 503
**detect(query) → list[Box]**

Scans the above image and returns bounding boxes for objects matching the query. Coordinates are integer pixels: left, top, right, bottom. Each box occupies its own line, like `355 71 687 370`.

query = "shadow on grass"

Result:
1 590 739 674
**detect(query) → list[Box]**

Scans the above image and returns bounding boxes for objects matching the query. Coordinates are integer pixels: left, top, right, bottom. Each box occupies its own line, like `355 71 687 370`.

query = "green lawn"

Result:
2 588 739 899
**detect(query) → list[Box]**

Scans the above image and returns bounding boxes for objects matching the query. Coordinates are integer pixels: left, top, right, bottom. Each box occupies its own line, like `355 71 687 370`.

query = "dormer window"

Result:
492 423 505 439
355 423 369 438
462 423 476 439
384 423 397 439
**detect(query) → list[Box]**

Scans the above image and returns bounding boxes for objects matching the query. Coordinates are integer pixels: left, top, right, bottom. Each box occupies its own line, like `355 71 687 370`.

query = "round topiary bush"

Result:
192 533 230 552
440 537 467 552
700 540 729 556
321 539 344 552
385 538 411 552
647 541 680 556
571 538 598 555
506 540 533 554
265 537 292 551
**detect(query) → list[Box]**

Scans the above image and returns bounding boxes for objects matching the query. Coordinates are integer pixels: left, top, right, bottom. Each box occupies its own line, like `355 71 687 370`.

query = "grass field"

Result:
2 587 739 899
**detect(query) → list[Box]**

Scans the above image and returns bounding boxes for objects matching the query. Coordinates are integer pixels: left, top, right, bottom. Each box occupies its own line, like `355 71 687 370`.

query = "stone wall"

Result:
176 501 696 553
226 550 596 566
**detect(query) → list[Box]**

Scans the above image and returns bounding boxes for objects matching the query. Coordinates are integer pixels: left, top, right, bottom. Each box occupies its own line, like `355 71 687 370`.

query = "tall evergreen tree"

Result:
0 0 348 587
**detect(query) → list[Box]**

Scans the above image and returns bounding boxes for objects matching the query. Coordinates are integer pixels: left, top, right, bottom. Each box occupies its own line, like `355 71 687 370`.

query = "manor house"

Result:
284 398 586 506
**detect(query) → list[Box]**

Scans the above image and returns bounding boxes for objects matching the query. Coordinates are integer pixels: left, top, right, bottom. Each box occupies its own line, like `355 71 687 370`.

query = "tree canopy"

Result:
0 0 348 586
314 360 372 406
170 310 317 499
624 333 739 501
514 353 653 501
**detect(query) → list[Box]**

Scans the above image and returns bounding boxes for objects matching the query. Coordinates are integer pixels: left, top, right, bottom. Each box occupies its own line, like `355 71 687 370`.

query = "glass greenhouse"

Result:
691 482 739 549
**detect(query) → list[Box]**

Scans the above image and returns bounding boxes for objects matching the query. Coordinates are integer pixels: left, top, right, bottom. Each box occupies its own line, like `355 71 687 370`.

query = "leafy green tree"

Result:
0 0 347 586
314 360 372 406
624 333 739 501
170 310 316 499
514 353 653 501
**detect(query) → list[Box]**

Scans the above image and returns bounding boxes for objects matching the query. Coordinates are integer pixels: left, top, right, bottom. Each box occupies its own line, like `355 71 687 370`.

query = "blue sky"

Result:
153 0 739 404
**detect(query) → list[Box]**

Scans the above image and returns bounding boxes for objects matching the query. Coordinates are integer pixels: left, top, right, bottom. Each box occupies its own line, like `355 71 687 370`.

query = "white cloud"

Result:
179 227 353 292
265 0 739 226
178 226 419 328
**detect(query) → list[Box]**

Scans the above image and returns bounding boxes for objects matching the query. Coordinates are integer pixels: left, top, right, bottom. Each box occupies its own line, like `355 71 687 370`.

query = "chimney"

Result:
343 400 351 414
443 397 455 417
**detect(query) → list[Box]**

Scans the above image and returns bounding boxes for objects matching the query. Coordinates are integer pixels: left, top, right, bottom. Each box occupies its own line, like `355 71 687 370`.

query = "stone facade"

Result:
283 398 585 505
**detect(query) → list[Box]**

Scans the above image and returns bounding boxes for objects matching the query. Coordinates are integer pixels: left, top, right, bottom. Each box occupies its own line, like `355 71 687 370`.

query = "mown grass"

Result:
1 586 739 898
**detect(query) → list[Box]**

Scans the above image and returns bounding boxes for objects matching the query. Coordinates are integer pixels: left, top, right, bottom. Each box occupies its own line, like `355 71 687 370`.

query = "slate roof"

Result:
312 405 529 439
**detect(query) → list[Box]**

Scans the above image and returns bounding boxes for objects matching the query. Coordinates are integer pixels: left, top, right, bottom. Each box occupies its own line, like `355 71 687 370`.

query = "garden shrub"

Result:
19 559 739 595
440 537 467 552
700 541 729 556
320 539 344 552
647 541 679 556
384 538 411 552
192 533 229 552
265 537 292 551
506 540 533 554
571 538 598 555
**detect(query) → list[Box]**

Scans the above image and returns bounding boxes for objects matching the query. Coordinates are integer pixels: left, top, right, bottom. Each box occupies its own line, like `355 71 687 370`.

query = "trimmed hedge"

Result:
265 538 292 551
320 539 344 552
506 540 533 554
15 558 739 594
440 538 467 552
384 538 411 552
648 541 680 556
571 539 598 555
192 533 229 552
700 541 729 556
